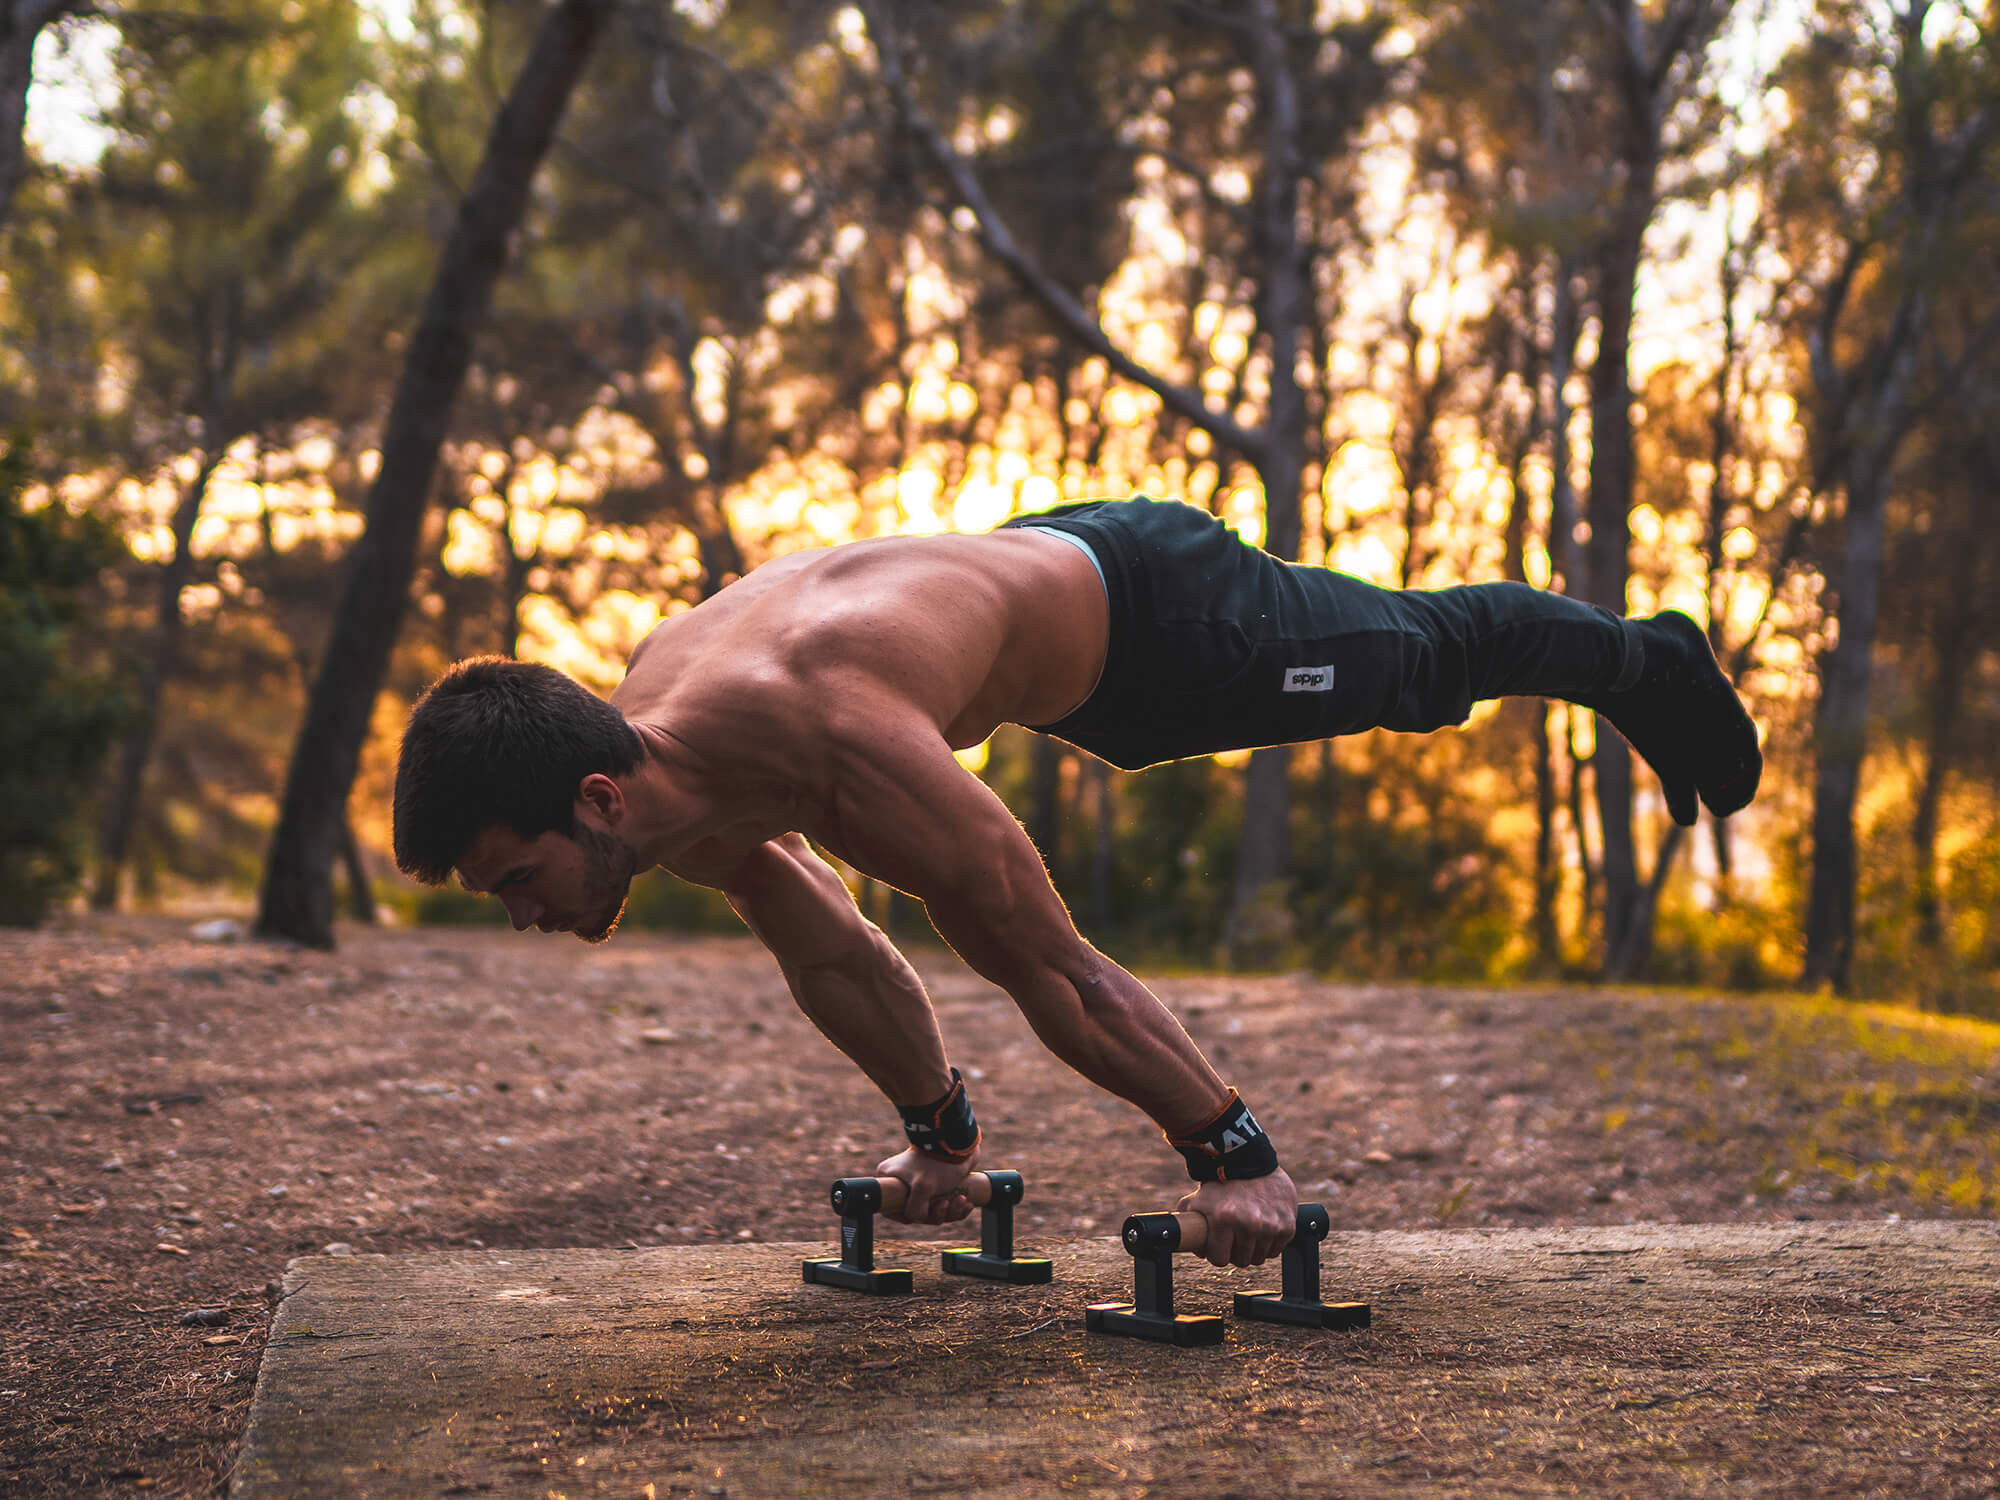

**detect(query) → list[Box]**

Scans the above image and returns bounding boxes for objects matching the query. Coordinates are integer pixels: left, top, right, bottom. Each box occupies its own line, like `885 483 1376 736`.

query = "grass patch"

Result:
1569 988 2000 1217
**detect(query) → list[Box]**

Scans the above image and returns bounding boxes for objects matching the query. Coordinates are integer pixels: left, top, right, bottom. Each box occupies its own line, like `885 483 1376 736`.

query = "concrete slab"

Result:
232 1220 2000 1498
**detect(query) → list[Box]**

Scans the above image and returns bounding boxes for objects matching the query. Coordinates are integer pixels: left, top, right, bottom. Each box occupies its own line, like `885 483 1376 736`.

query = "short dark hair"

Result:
393 657 644 885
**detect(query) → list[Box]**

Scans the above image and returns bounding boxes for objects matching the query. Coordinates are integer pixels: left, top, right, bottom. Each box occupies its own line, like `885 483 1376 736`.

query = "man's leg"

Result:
1356 580 1761 826
1024 499 1761 820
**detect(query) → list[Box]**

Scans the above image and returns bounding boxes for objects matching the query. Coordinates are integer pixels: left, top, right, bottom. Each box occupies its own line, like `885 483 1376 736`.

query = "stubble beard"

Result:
572 823 637 944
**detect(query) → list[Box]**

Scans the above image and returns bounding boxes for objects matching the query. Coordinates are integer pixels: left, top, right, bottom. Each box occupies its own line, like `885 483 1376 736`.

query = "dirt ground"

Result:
233 1223 1999 1498
3 913 1998 1497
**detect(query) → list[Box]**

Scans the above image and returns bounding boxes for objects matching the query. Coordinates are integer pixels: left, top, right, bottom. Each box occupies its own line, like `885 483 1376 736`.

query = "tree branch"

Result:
858 0 1267 465
1647 0 1713 97
983 134 1254 232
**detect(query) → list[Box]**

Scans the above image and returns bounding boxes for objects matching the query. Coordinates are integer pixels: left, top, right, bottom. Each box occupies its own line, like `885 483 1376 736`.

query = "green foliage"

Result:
1283 738 1517 981
621 869 741 935
1576 989 2000 1218
0 450 134 924
12 0 425 903
391 884 509 927
1843 821 2000 1023
996 732 1518 979
1942 833 2000 969
1109 756 1241 962
4 0 1995 1002
1650 895 1796 994
382 866 740 934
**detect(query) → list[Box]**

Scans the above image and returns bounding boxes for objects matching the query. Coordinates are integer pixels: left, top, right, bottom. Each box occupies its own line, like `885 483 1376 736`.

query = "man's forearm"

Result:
1000 955 1290 1188
914 889 1229 1134
994 949 1231 1136
779 924 955 1107
723 835 957 1111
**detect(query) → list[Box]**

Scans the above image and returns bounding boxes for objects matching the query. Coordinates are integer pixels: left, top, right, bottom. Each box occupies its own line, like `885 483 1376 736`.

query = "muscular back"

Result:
607 528 1107 879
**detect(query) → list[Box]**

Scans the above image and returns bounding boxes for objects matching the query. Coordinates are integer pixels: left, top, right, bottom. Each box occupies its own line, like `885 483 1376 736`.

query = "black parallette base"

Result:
802 1258 913 1295
1084 1301 1225 1346
942 1248 1054 1284
1234 1291 1372 1330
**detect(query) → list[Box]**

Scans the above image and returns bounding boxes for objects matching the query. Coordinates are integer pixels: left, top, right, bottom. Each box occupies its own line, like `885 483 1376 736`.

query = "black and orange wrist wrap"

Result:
1166 1089 1279 1182
898 1068 980 1162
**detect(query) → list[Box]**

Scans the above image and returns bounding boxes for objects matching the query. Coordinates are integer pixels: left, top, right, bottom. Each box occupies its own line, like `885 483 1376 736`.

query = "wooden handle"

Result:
1125 1205 1320 1259
1172 1212 1209 1256
874 1171 995 1215
1119 1210 1212 1257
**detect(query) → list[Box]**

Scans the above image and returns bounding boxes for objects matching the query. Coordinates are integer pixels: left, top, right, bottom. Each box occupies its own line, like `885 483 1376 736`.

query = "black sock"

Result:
1580 611 1762 827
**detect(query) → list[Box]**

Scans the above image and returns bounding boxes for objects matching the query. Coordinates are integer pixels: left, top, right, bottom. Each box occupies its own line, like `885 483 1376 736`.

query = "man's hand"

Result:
874 1145 980 1226
1177 1168 1298 1268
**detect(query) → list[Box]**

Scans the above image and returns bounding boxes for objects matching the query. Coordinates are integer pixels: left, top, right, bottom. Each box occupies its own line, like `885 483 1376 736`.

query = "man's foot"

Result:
1582 610 1761 827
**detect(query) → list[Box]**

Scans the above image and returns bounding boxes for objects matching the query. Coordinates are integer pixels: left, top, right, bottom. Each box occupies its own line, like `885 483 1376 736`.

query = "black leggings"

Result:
1002 497 1643 771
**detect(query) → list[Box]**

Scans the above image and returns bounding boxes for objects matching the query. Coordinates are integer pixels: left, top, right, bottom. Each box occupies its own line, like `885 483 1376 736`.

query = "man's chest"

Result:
653 784 837 891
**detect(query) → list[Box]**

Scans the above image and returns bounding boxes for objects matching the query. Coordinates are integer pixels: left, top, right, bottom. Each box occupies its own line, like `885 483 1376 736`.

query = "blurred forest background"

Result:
4 0 1997 1012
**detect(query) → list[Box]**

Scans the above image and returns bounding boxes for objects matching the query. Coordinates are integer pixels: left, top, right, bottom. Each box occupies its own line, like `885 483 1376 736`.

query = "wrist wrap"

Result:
1166 1090 1279 1182
898 1068 980 1161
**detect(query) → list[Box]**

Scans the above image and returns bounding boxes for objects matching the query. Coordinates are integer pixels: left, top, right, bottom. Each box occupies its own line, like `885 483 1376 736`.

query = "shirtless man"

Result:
392 496 1762 1267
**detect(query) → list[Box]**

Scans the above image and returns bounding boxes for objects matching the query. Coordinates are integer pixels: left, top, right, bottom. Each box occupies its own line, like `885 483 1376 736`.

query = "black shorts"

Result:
1002 497 1640 770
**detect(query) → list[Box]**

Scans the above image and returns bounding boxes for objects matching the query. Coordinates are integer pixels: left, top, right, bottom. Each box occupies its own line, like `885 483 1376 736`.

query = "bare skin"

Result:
453 528 1297 1268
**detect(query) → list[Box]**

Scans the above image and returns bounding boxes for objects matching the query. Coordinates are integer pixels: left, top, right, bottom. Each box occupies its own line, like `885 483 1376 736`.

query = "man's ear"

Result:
575 772 625 828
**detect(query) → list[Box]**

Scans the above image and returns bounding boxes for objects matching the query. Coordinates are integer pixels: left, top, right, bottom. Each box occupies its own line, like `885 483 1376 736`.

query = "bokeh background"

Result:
6 0 1997 1011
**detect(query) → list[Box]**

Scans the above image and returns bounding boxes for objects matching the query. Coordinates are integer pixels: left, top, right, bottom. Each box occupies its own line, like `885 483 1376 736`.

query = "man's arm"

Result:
812 696 1297 1267
722 832 950 1104
719 832 980 1224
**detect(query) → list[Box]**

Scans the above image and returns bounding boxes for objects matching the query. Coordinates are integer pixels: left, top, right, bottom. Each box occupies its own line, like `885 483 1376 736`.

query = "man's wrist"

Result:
1164 1089 1278 1181
897 1067 980 1161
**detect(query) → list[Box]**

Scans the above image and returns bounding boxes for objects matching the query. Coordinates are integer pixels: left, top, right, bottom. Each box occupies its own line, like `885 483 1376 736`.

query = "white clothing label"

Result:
1282 665 1336 693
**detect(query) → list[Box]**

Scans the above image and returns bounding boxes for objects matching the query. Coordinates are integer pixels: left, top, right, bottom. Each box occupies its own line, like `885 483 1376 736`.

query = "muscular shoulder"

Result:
617 532 1069 773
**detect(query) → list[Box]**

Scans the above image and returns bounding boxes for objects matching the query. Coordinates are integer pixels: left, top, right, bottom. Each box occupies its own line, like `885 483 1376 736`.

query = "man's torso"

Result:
609 528 1107 884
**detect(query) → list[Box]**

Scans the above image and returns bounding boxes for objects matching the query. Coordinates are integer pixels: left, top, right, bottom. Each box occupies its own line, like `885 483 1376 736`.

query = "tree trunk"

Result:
1546 258 1585 596
1583 0 1722 978
1798 245 1939 988
1700 222 1754 904
255 0 617 948
1226 0 1310 965
1803 488 1890 989
1532 708 1560 966
91 454 225 909
1567 707 1597 945
1607 822 1683 980
0 0 75 223
1912 577 1973 946
1539 258 1586 969
1585 203 1649 971
337 815 375 924
503 525 530 661
1229 745 1295 966
1502 399 1561 969
1797 1 1967 989
1089 758 1114 934
1029 736 1064 878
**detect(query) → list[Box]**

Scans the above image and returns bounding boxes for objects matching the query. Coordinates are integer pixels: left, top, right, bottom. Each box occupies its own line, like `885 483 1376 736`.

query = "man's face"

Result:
456 822 637 944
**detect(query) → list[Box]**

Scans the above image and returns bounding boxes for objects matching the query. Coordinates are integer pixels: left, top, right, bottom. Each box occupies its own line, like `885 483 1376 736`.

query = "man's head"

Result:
393 657 645 940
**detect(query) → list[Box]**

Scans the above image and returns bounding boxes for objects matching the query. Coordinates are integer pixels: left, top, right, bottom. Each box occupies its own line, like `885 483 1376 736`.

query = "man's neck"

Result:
618 721 707 869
